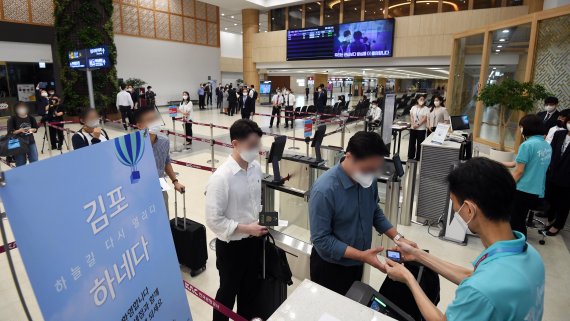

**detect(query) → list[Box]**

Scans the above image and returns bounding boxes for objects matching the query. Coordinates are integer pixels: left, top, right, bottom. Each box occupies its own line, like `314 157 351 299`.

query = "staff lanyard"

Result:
474 244 526 271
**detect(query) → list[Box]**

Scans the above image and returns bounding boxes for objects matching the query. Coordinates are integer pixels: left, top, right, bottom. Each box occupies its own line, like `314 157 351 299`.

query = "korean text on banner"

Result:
0 131 192 321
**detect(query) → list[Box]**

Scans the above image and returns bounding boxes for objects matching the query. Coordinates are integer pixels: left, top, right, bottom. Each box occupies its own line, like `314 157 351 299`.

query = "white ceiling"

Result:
266 66 450 79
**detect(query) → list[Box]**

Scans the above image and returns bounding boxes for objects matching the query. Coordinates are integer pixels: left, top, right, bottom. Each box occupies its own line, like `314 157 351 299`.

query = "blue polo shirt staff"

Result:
309 131 417 295
385 158 545 321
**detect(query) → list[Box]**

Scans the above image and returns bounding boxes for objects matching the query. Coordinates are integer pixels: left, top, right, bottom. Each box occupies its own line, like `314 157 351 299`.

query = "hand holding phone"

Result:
386 250 401 263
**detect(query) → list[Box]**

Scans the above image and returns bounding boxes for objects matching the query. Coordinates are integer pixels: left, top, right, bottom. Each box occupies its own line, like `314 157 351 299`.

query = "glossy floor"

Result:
0 105 568 321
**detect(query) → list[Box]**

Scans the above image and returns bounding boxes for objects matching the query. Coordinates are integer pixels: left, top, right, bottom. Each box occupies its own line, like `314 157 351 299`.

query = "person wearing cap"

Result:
385 158 545 321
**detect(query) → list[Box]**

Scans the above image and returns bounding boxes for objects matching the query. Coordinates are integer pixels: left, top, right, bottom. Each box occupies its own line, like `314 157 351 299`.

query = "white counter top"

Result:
421 132 462 150
268 279 396 321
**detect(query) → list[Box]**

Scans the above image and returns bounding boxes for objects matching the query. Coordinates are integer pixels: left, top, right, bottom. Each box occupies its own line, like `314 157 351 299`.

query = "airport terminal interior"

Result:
1 0 570 320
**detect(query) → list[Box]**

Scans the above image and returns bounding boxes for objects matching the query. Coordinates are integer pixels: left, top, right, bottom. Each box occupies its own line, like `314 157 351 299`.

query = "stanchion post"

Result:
207 123 219 166
172 117 178 153
46 123 53 156
288 118 300 150
66 128 71 151
340 121 346 150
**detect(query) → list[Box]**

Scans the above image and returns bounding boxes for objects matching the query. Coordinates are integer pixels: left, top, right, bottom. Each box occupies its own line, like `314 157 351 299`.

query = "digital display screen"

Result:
88 57 110 68
387 250 401 262
368 296 387 312
68 45 111 69
451 115 470 131
287 19 394 61
69 59 87 69
260 82 271 94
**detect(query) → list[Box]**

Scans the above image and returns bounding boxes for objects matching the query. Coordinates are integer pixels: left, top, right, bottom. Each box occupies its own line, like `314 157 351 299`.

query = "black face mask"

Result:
556 119 565 128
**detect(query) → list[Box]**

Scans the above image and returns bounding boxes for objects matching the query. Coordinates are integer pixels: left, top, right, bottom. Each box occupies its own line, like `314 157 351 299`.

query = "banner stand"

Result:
206 123 219 165
0 168 33 321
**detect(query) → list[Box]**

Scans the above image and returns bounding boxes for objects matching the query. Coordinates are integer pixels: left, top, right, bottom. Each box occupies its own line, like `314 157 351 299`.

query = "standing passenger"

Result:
116 84 134 130
7 102 38 167
408 95 430 160
428 95 450 132
205 119 267 321
72 108 109 150
179 91 193 148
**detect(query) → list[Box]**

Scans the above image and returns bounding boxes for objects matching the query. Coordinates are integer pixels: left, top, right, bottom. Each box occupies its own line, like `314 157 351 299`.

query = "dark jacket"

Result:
316 90 327 112
35 90 49 116
538 110 560 132
547 130 570 188
241 96 255 115
72 128 110 150
228 88 237 104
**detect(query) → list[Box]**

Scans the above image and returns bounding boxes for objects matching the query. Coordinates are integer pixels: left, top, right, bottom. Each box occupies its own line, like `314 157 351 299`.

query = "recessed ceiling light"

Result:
495 49 500 52
499 39 505 42
224 27 228 30
502 29 509 33
234 23 237 26
231 16 234 19
221 13 225 16
497 45 503 48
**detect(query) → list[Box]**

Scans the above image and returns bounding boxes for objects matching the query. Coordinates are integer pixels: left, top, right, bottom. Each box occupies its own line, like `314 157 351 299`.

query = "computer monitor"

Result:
268 136 287 183
450 115 470 131
311 124 327 162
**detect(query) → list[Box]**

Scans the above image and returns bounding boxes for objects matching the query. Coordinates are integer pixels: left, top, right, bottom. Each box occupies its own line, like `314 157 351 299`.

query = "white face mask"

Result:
243 92 248 96
520 127 524 134
545 105 556 113
567 123 570 131
16 108 27 117
434 101 441 107
239 148 259 163
41 92 48 97
371 104 378 109
86 120 100 128
182 95 188 100
454 203 474 233
352 171 376 188
147 120 162 134
418 100 425 106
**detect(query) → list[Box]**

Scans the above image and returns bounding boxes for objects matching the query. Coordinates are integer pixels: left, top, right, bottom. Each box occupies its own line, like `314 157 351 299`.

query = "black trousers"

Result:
407 129 426 160
310 249 363 295
184 122 193 143
199 95 205 109
284 106 294 127
49 123 64 149
217 97 223 109
214 237 261 321
241 110 251 120
270 106 281 126
511 190 540 237
119 105 132 129
545 181 570 230
207 93 212 105
229 102 236 116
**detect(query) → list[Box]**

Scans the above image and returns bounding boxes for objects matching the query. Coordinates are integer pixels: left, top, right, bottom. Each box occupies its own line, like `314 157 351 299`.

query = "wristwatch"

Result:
393 233 404 242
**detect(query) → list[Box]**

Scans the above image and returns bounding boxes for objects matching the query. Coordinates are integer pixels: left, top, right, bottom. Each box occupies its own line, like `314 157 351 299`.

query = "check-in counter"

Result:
268 279 397 321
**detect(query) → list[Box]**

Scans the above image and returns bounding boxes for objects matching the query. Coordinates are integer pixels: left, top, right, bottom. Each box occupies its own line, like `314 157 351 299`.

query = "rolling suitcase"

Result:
169 190 208 276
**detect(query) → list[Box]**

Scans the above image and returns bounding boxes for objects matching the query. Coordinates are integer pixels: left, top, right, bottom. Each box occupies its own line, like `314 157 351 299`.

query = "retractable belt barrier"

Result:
169 159 216 173
0 241 248 321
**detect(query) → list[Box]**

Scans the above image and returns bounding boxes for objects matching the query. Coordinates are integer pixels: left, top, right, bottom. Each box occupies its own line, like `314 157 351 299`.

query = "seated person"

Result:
366 100 382 132
385 157 544 321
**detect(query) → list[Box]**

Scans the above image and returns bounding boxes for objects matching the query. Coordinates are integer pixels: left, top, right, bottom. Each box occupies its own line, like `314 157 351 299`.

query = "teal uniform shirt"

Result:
515 135 552 197
446 231 545 321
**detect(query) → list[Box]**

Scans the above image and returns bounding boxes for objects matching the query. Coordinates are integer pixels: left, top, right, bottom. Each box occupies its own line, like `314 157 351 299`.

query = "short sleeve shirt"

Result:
446 231 544 321
410 105 430 130
515 136 552 197
151 135 171 178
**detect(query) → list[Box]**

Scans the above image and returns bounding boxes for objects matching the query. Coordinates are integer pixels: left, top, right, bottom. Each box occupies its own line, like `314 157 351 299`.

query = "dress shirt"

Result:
179 101 193 120
545 125 565 143
369 106 382 122
309 163 393 266
116 90 133 108
285 93 296 107
205 155 263 242
198 87 205 96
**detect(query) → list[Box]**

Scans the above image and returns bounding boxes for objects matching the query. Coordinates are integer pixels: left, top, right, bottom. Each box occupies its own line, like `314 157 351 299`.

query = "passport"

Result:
259 211 279 226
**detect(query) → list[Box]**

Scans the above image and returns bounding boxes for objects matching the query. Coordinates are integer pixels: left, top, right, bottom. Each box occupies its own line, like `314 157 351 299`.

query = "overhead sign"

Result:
0 131 192 321
69 45 111 69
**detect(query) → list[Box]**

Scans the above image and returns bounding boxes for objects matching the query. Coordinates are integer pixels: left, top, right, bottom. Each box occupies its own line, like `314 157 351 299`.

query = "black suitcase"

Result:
379 261 440 321
169 190 208 276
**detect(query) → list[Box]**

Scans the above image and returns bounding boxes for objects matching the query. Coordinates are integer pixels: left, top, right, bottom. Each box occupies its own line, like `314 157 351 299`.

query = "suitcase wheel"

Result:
190 266 206 277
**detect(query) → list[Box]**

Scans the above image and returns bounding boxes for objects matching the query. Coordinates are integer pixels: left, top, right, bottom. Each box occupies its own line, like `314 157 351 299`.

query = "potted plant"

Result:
477 78 550 161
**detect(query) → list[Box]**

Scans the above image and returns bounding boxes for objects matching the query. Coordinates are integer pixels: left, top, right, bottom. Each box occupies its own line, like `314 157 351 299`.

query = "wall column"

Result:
313 73 329 89
242 9 260 95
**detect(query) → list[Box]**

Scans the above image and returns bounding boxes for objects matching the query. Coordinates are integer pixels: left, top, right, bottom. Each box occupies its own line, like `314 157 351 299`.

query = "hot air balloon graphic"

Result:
115 131 146 183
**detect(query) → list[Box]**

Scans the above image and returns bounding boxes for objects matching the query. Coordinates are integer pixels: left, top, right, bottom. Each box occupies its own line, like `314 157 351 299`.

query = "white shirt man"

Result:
283 90 297 128
116 88 133 109
116 86 134 130
369 104 382 122
205 119 268 321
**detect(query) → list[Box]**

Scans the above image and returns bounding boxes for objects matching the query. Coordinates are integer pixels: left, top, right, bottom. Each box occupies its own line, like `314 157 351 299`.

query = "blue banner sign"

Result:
0 131 192 321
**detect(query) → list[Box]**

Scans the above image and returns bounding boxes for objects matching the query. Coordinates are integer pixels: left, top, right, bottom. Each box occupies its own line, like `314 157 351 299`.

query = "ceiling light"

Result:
495 49 500 52
221 13 225 16
231 15 234 19
502 29 509 33
499 39 505 42
497 45 503 48
224 27 228 30
234 23 237 26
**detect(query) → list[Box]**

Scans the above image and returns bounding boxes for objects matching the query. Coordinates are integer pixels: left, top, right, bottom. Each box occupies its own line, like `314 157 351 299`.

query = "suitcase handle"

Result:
174 187 178 226
183 190 187 230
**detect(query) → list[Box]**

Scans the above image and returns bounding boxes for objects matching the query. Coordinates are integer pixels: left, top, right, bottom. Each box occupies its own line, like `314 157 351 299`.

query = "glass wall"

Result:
270 7 286 31
0 62 55 117
478 23 531 148
365 0 385 20
343 0 362 23
288 5 303 29
414 1 439 15
387 0 411 18
323 0 341 25
305 2 322 27
473 0 503 9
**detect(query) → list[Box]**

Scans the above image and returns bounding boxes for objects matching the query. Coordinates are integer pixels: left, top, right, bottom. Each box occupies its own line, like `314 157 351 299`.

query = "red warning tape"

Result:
0 241 17 254
184 280 248 321
170 159 216 172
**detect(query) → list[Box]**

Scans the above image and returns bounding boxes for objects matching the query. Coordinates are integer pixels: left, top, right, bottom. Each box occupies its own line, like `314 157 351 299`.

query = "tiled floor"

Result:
0 104 568 321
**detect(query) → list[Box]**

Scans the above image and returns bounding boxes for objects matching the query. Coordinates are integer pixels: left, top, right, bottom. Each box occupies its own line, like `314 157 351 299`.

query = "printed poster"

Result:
0 131 192 321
